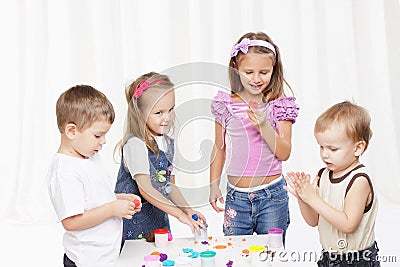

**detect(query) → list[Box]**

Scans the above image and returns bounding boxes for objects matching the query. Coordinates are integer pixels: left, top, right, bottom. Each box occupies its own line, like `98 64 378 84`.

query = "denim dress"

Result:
114 136 174 241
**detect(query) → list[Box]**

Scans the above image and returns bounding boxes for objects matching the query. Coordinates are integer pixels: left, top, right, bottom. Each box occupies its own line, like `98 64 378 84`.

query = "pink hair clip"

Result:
133 79 164 98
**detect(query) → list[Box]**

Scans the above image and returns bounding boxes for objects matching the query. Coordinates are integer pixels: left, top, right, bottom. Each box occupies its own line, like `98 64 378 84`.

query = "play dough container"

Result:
144 254 159 267
200 250 216 267
268 228 284 248
154 228 169 248
249 245 266 267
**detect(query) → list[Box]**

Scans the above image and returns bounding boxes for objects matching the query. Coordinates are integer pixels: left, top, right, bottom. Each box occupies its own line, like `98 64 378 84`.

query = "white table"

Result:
117 234 289 266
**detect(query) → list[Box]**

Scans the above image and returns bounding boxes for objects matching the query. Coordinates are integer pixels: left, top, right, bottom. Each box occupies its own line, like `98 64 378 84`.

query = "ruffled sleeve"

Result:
266 97 300 137
210 91 232 148
271 97 299 123
210 91 233 128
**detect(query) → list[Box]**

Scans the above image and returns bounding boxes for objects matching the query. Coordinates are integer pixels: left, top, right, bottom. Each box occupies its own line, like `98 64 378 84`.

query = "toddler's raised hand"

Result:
284 172 300 199
293 172 319 204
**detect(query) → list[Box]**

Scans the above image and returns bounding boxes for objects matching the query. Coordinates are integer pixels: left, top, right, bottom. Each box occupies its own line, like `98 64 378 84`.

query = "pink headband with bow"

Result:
230 38 276 57
133 79 164 98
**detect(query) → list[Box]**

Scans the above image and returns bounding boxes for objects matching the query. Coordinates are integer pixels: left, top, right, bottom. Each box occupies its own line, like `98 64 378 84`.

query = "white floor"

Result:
1 193 398 266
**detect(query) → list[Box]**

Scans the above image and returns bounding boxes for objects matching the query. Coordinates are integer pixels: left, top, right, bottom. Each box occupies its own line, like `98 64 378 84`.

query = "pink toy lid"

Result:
144 255 159 261
268 228 283 234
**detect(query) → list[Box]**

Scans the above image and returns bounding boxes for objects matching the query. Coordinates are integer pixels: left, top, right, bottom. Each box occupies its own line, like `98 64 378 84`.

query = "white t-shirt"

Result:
47 153 122 267
122 136 176 177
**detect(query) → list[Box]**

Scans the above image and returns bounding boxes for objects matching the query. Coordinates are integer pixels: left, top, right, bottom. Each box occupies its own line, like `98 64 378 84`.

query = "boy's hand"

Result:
115 193 142 212
112 199 138 219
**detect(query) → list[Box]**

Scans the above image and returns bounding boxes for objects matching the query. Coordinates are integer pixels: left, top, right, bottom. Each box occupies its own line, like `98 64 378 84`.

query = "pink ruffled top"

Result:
211 91 299 177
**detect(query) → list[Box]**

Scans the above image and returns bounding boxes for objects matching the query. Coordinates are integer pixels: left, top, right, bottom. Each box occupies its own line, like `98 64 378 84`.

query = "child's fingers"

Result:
246 110 255 123
283 185 296 197
297 173 310 185
210 200 224 213
249 100 258 109
133 199 142 209
210 201 219 212
284 173 295 186
293 179 303 191
194 220 205 233
123 214 133 220
312 175 321 188
197 213 207 224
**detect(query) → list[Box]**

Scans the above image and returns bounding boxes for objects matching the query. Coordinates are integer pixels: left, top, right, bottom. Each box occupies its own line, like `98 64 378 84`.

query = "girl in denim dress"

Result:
209 32 299 243
115 72 206 246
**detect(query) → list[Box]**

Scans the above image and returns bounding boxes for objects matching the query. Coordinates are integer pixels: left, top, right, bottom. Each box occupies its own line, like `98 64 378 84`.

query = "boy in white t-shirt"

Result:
47 85 142 267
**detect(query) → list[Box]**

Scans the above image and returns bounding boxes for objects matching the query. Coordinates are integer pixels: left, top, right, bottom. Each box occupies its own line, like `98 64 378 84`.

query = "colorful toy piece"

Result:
133 199 141 207
159 253 168 262
249 100 258 109
168 232 173 241
162 259 175 266
189 251 199 258
182 248 193 253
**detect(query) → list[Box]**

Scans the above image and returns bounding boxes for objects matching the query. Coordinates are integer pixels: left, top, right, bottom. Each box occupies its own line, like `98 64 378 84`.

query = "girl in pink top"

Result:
209 32 299 240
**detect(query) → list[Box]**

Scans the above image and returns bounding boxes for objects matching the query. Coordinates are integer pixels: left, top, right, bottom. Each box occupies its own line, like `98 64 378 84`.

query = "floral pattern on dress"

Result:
223 207 237 235
155 170 167 183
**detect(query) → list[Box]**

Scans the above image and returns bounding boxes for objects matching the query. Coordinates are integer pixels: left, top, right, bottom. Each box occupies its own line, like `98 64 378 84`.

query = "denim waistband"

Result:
227 175 284 193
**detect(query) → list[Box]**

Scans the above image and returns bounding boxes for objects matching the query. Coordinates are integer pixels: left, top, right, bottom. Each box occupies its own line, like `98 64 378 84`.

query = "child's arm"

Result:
294 172 372 234
61 199 137 231
135 173 204 234
284 172 319 226
247 108 292 161
168 174 207 226
209 121 226 212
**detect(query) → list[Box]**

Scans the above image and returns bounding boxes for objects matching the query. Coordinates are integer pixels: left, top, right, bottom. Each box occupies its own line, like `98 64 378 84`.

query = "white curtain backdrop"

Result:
1 0 399 265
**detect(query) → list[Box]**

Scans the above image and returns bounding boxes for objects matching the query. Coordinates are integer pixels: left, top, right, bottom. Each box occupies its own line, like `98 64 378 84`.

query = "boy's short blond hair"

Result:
56 85 115 133
314 101 372 151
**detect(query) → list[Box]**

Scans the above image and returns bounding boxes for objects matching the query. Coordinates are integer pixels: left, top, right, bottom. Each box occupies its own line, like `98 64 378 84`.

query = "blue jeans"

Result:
223 177 290 243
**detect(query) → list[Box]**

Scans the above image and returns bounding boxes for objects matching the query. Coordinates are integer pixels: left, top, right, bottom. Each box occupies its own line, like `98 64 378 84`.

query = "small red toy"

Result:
249 101 258 109
133 199 141 207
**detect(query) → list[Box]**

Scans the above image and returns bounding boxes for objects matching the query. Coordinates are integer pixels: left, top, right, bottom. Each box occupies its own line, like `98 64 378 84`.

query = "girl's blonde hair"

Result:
229 32 292 102
116 72 174 156
315 101 372 151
